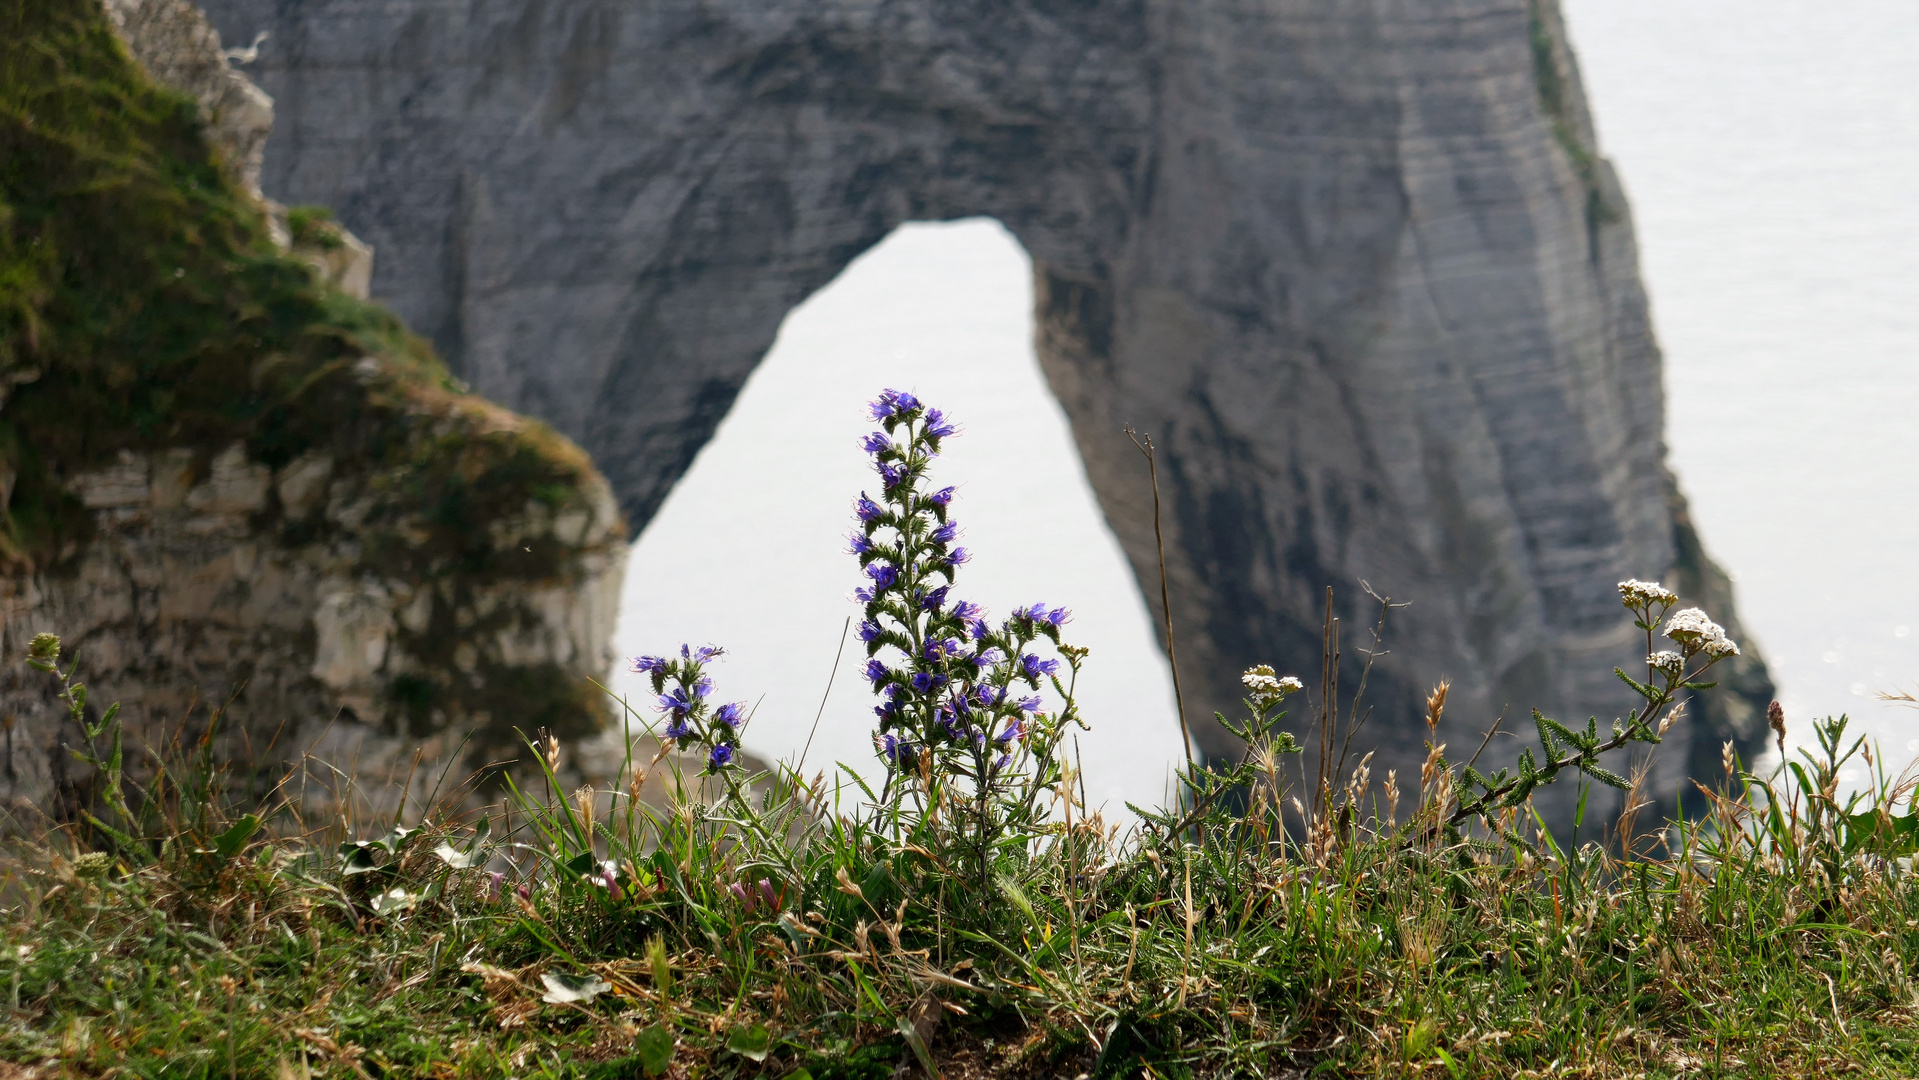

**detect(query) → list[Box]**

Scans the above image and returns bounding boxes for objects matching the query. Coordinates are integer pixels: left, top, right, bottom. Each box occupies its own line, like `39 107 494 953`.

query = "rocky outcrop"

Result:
198 0 1771 817
0 0 625 822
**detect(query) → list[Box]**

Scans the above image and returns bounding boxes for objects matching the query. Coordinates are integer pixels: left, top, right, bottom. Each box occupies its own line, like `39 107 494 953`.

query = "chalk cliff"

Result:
193 0 1771 815
0 0 625 820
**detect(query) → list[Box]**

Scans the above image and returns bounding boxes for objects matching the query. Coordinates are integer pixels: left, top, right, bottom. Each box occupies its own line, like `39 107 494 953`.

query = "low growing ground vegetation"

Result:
8 393 1919 1079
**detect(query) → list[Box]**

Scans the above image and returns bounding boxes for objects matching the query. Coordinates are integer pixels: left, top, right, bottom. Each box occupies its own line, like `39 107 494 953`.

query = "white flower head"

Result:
1648 651 1685 679
1619 579 1678 610
1663 607 1738 660
1241 664 1304 705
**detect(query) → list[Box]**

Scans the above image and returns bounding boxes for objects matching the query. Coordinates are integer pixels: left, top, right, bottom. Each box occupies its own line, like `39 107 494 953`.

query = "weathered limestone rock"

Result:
198 0 1772 817
0 0 627 824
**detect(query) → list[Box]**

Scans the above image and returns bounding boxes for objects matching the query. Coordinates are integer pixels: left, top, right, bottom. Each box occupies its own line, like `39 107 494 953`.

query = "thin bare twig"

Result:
1125 429 1195 778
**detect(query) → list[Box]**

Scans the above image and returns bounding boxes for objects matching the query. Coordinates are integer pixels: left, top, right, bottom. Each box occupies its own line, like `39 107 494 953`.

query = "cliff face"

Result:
0 0 625 820
197 0 1771 815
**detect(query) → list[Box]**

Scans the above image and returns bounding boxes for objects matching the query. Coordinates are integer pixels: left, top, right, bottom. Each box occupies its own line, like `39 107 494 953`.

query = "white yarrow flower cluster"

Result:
1647 650 1685 679
1618 579 1678 609
1662 607 1739 659
1241 665 1304 707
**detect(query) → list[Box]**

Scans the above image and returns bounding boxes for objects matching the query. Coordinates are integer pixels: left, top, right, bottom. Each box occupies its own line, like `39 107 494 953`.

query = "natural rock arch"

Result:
201 0 1772 815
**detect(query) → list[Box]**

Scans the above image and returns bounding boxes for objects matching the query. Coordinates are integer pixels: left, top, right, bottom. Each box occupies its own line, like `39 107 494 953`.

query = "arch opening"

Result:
607 218 1185 813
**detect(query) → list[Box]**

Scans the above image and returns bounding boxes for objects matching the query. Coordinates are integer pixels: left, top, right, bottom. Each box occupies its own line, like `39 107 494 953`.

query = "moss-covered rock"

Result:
0 0 627 820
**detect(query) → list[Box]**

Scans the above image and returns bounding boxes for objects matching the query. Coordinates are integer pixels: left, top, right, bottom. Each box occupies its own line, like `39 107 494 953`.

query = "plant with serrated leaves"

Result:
1436 579 1742 836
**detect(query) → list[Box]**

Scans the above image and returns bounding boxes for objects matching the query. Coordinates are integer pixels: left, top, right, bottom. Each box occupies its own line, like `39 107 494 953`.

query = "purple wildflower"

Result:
709 744 734 769
1021 655 1060 680
848 532 875 556
629 655 667 676
998 717 1025 743
931 520 960 545
681 644 725 663
928 486 955 509
663 716 691 739
865 562 898 589
714 701 745 728
968 618 991 642
857 619 882 643
867 388 922 421
973 646 1004 667
920 585 950 612
911 671 948 694
923 409 958 439
944 547 971 568
860 432 892 454
657 687 698 717
1017 695 1043 713
924 637 963 661
878 462 908 490
855 494 884 523
952 600 982 621
865 660 890 685
976 684 1005 706
853 587 875 603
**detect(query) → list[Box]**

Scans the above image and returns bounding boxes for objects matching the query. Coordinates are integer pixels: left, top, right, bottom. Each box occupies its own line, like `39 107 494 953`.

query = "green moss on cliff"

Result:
0 0 621 751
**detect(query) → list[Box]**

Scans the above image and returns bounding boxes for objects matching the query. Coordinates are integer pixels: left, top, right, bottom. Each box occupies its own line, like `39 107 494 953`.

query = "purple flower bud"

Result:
878 462 908 489
482 871 505 902
968 618 991 642
758 878 778 908
714 701 745 728
928 486 955 509
517 880 532 901
855 493 884 523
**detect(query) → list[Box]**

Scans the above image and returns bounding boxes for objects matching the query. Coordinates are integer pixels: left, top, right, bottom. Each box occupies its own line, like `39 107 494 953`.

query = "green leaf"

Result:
539 970 611 1004
368 887 415 915
897 1015 939 1079
634 1023 674 1076
212 814 261 860
725 1022 771 1062
432 841 485 870
339 843 382 876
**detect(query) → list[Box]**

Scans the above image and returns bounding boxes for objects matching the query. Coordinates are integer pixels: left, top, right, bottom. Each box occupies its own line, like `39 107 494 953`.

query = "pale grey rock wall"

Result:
198 0 1772 817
